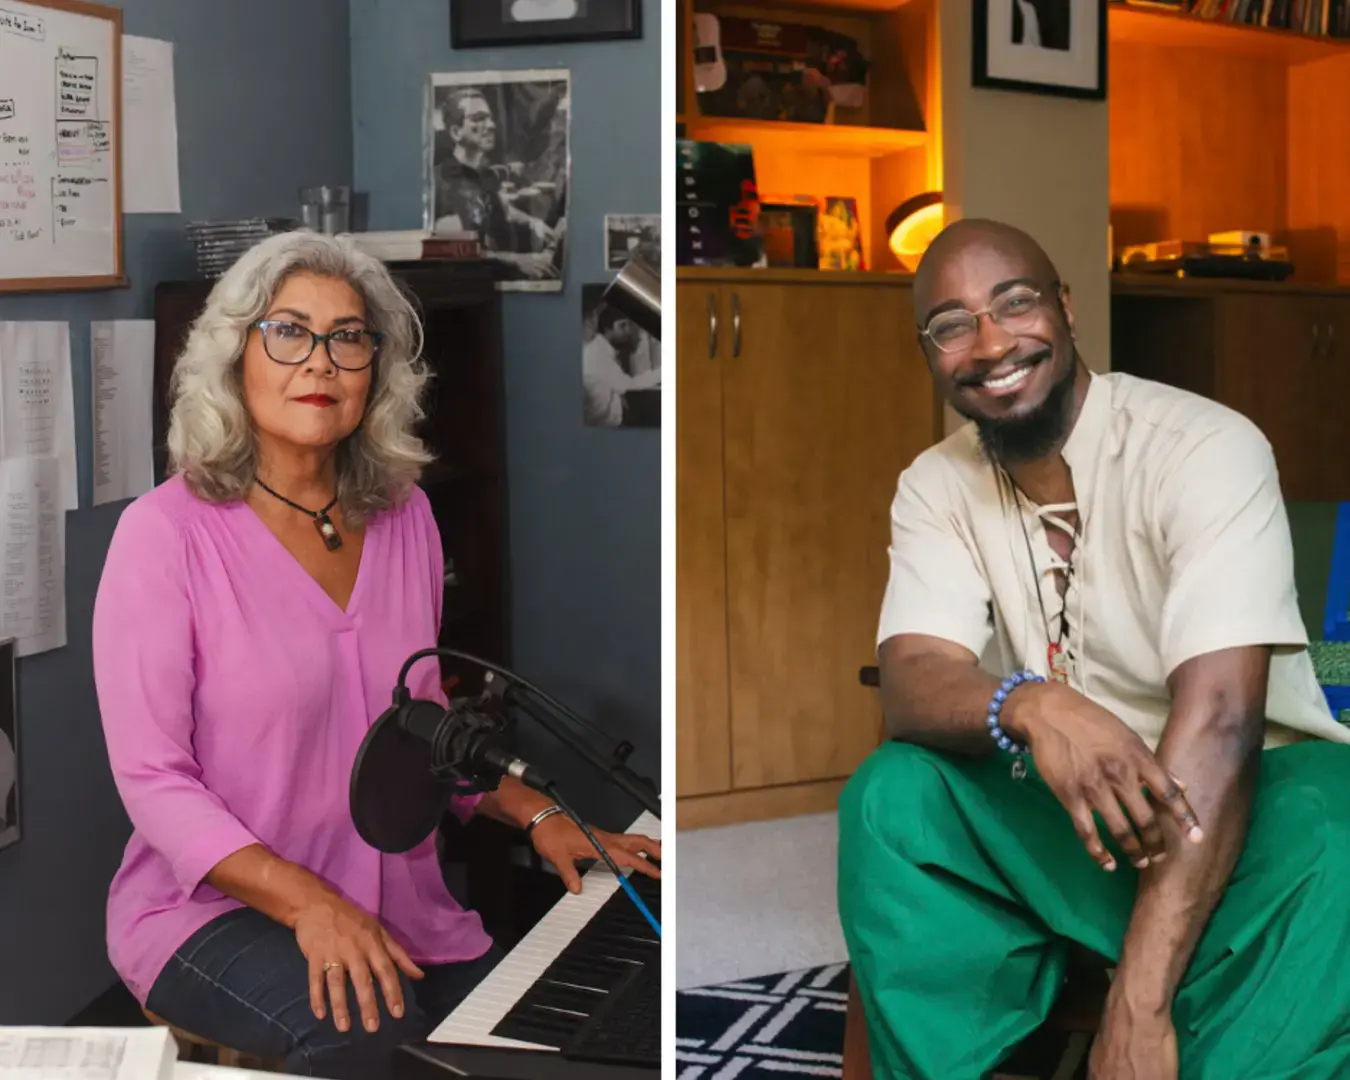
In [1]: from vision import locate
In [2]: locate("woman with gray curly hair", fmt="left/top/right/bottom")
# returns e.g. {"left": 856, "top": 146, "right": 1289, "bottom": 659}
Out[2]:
{"left": 90, "top": 231, "right": 659, "bottom": 1079}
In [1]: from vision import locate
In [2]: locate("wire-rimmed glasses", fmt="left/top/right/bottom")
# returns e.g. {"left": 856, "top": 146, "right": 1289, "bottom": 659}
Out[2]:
{"left": 920, "top": 284, "right": 1054, "bottom": 354}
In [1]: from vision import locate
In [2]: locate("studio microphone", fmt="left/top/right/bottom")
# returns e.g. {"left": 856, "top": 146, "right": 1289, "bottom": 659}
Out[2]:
{"left": 350, "top": 678, "right": 554, "bottom": 854}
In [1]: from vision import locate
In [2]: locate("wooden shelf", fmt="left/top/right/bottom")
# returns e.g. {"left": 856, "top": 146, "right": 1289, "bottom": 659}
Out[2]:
{"left": 678, "top": 266, "right": 914, "bottom": 285}
{"left": 1111, "top": 272, "right": 1350, "bottom": 297}
{"left": 1110, "top": 2, "right": 1350, "bottom": 63}
{"left": 681, "top": 117, "right": 926, "bottom": 157}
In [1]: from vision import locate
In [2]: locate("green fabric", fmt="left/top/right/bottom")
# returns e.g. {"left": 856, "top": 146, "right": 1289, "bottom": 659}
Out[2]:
{"left": 837, "top": 740, "right": 1350, "bottom": 1080}
{"left": 1286, "top": 501, "right": 1340, "bottom": 638}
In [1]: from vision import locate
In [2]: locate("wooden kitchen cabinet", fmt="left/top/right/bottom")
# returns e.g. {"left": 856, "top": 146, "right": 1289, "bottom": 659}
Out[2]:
{"left": 676, "top": 269, "right": 940, "bottom": 827}
{"left": 1110, "top": 277, "right": 1350, "bottom": 502}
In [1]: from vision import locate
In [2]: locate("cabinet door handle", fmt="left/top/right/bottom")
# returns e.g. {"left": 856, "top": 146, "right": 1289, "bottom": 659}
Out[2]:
{"left": 1312, "top": 322, "right": 1322, "bottom": 361}
{"left": 732, "top": 292, "right": 742, "bottom": 357}
{"left": 707, "top": 292, "right": 718, "bottom": 358}
{"left": 1327, "top": 321, "right": 1336, "bottom": 361}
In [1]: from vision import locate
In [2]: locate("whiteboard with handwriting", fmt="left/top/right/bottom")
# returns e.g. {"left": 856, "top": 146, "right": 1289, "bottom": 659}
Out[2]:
{"left": 0, "top": 0, "right": 123, "bottom": 292}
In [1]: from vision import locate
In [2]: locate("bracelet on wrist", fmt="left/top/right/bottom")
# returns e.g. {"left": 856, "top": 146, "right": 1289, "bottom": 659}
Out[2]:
{"left": 987, "top": 670, "right": 1043, "bottom": 779}
{"left": 525, "top": 804, "right": 563, "bottom": 834}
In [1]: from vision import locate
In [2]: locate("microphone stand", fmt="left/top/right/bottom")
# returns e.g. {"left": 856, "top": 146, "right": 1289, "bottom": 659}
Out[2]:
{"left": 396, "top": 647, "right": 661, "bottom": 820}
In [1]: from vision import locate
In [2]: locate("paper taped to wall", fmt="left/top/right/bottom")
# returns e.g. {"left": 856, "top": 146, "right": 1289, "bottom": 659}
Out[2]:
{"left": 0, "top": 322, "right": 78, "bottom": 511}
{"left": 0, "top": 456, "right": 65, "bottom": 658}
{"left": 121, "top": 34, "right": 181, "bottom": 214}
{"left": 91, "top": 320, "right": 155, "bottom": 506}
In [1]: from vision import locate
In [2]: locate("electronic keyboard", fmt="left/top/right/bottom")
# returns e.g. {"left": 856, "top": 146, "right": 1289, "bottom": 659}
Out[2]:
{"left": 427, "top": 811, "right": 661, "bottom": 1059}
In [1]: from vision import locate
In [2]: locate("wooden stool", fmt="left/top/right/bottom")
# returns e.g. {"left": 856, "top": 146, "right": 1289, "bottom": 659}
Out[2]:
{"left": 141, "top": 1008, "right": 284, "bottom": 1072}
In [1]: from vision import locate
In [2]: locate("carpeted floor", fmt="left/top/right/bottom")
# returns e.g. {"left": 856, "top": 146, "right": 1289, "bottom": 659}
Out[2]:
{"left": 676, "top": 963, "right": 1093, "bottom": 1080}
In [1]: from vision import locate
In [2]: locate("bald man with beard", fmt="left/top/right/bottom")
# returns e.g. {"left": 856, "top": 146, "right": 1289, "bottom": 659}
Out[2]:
{"left": 837, "top": 218, "right": 1350, "bottom": 1080}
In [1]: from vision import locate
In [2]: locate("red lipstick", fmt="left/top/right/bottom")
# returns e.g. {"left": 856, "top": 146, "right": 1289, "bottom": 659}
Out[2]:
{"left": 295, "top": 394, "right": 336, "bottom": 407}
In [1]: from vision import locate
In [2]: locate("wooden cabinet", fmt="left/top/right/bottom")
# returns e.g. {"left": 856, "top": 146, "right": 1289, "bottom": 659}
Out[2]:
{"left": 677, "top": 269, "right": 939, "bottom": 826}
{"left": 1110, "top": 277, "right": 1350, "bottom": 501}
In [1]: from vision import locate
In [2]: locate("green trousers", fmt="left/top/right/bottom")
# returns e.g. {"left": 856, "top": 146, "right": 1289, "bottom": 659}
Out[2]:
{"left": 837, "top": 739, "right": 1350, "bottom": 1080}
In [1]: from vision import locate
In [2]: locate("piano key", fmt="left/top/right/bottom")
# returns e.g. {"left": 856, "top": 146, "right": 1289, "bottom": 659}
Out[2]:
{"left": 427, "top": 811, "right": 660, "bottom": 1052}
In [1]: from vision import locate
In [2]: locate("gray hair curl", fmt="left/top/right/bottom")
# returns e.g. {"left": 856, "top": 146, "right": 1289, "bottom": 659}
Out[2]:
{"left": 166, "top": 230, "right": 433, "bottom": 524}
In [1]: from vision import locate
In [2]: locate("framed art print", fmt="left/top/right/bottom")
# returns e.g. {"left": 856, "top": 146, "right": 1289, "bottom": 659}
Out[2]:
{"left": 972, "top": 0, "right": 1107, "bottom": 100}
{"left": 451, "top": 1, "right": 641, "bottom": 48}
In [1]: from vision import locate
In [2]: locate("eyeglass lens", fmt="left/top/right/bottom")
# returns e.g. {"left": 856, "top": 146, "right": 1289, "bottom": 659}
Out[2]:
{"left": 262, "top": 322, "right": 376, "bottom": 369}
{"left": 926, "top": 288, "right": 1042, "bottom": 351}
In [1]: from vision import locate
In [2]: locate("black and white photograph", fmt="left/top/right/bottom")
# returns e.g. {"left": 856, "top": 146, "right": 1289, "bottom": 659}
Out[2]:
{"left": 426, "top": 69, "right": 570, "bottom": 291}
{"left": 605, "top": 213, "right": 661, "bottom": 271}
{"left": 451, "top": 1, "right": 641, "bottom": 49}
{"left": 0, "top": 638, "right": 18, "bottom": 852}
{"left": 582, "top": 283, "right": 661, "bottom": 429}
{"left": 972, "top": 0, "right": 1106, "bottom": 100}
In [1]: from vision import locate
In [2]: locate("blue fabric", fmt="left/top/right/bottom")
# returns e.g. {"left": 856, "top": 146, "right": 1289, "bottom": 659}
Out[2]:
{"left": 145, "top": 907, "right": 502, "bottom": 1079}
{"left": 1322, "top": 502, "right": 1350, "bottom": 642}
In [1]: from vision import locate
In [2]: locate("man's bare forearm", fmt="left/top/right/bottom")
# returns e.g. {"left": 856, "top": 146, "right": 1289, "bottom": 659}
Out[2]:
{"left": 1111, "top": 649, "right": 1268, "bottom": 1011}
{"left": 880, "top": 638, "right": 1012, "bottom": 754}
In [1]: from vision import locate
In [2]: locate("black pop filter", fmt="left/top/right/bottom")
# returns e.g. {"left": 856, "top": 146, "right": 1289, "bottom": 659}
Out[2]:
{"left": 349, "top": 704, "right": 446, "bottom": 854}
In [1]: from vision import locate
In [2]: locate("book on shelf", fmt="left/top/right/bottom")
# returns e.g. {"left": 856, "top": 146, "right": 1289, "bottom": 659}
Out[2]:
{"left": 676, "top": 139, "right": 765, "bottom": 268}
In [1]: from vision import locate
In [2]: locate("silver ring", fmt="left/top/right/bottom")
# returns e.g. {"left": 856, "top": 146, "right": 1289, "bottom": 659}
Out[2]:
{"left": 323, "top": 961, "right": 341, "bottom": 973}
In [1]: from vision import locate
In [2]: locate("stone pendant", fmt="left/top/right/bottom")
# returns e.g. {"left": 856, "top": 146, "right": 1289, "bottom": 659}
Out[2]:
{"left": 314, "top": 511, "right": 343, "bottom": 552}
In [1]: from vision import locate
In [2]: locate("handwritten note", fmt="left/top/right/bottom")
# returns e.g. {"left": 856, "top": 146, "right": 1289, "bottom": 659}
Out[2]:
{"left": 91, "top": 321, "right": 154, "bottom": 506}
{"left": 0, "top": 2, "right": 118, "bottom": 282}
{"left": 0, "top": 323, "right": 78, "bottom": 511}
{"left": 0, "top": 6, "right": 43, "bottom": 41}
{"left": 121, "top": 34, "right": 179, "bottom": 214}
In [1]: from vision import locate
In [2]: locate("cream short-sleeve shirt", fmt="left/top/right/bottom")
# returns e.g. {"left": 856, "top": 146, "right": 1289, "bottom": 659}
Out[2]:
{"left": 878, "top": 370, "right": 1350, "bottom": 751}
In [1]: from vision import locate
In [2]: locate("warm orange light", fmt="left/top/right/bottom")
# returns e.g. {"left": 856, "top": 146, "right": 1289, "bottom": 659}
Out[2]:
{"left": 887, "top": 197, "right": 945, "bottom": 272}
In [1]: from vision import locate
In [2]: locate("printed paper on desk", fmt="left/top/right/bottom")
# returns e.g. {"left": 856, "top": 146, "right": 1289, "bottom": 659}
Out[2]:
{"left": 0, "top": 324, "right": 79, "bottom": 511}
{"left": 91, "top": 321, "right": 156, "bottom": 506}
{"left": 0, "top": 457, "right": 66, "bottom": 658}
{"left": 0, "top": 1025, "right": 177, "bottom": 1079}
{"left": 121, "top": 35, "right": 181, "bottom": 214}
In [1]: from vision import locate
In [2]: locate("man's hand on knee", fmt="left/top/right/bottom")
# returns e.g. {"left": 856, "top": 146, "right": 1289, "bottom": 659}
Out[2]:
{"left": 1003, "top": 681, "right": 1204, "bottom": 871}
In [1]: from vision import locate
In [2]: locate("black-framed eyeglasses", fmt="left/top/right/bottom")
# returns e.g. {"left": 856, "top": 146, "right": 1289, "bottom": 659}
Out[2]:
{"left": 254, "top": 320, "right": 383, "bottom": 371}
{"left": 920, "top": 283, "right": 1056, "bottom": 354}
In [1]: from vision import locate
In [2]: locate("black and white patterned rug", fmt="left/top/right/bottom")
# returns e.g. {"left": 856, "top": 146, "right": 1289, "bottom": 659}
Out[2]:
{"left": 675, "top": 962, "right": 850, "bottom": 1078}
{"left": 676, "top": 962, "right": 1091, "bottom": 1080}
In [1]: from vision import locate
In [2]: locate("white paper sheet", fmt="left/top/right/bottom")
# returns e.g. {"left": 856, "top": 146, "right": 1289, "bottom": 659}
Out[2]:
{"left": 0, "top": 1025, "right": 176, "bottom": 1079}
{"left": 121, "top": 35, "right": 181, "bottom": 214}
{"left": 0, "top": 324, "right": 78, "bottom": 512}
{"left": 91, "top": 321, "right": 155, "bottom": 507}
{"left": 0, "top": 457, "right": 65, "bottom": 658}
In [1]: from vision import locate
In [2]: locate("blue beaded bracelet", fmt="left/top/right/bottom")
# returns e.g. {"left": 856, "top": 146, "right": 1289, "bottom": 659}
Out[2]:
{"left": 987, "top": 670, "right": 1043, "bottom": 776}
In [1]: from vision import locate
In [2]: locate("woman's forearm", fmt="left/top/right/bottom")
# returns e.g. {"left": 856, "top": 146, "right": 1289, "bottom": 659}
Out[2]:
{"left": 475, "top": 776, "right": 555, "bottom": 830}
{"left": 205, "top": 843, "right": 338, "bottom": 929}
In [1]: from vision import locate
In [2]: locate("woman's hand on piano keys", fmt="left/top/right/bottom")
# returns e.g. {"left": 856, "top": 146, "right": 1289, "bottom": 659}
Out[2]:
{"left": 529, "top": 817, "right": 662, "bottom": 895}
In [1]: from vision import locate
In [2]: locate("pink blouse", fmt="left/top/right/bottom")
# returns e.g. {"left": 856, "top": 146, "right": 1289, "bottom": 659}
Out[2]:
{"left": 92, "top": 476, "right": 491, "bottom": 1004}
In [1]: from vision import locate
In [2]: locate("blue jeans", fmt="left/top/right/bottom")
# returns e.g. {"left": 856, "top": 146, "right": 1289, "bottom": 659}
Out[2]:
{"left": 145, "top": 908, "right": 503, "bottom": 1079}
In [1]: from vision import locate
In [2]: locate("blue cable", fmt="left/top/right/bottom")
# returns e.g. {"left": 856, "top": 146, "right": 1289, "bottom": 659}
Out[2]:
{"left": 615, "top": 870, "right": 662, "bottom": 939}
{"left": 545, "top": 783, "right": 662, "bottom": 939}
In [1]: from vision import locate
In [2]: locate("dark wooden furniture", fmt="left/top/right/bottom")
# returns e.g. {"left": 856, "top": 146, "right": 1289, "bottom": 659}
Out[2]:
{"left": 1110, "top": 275, "right": 1350, "bottom": 502}
{"left": 151, "top": 263, "right": 510, "bottom": 685}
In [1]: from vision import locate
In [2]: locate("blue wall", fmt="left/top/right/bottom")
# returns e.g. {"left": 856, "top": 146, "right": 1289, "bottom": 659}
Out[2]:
{"left": 349, "top": 0, "right": 662, "bottom": 829}
{"left": 0, "top": 0, "right": 353, "bottom": 1024}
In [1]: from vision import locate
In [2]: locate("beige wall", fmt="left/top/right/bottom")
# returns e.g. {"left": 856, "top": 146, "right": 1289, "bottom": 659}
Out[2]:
{"left": 935, "top": 0, "right": 1111, "bottom": 432}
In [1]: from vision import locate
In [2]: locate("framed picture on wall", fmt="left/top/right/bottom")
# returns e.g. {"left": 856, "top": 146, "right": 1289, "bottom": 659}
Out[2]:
{"left": 972, "top": 0, "right": 1107, "bottom": 100}
{"left": 425, "top": 69, "right": 571, "bottom": 292}
{"left": 451, "top": 1, "right": 641, "bottom": 48}
{"left": 582, "top": 283, "right": 661, "bottom": 429}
